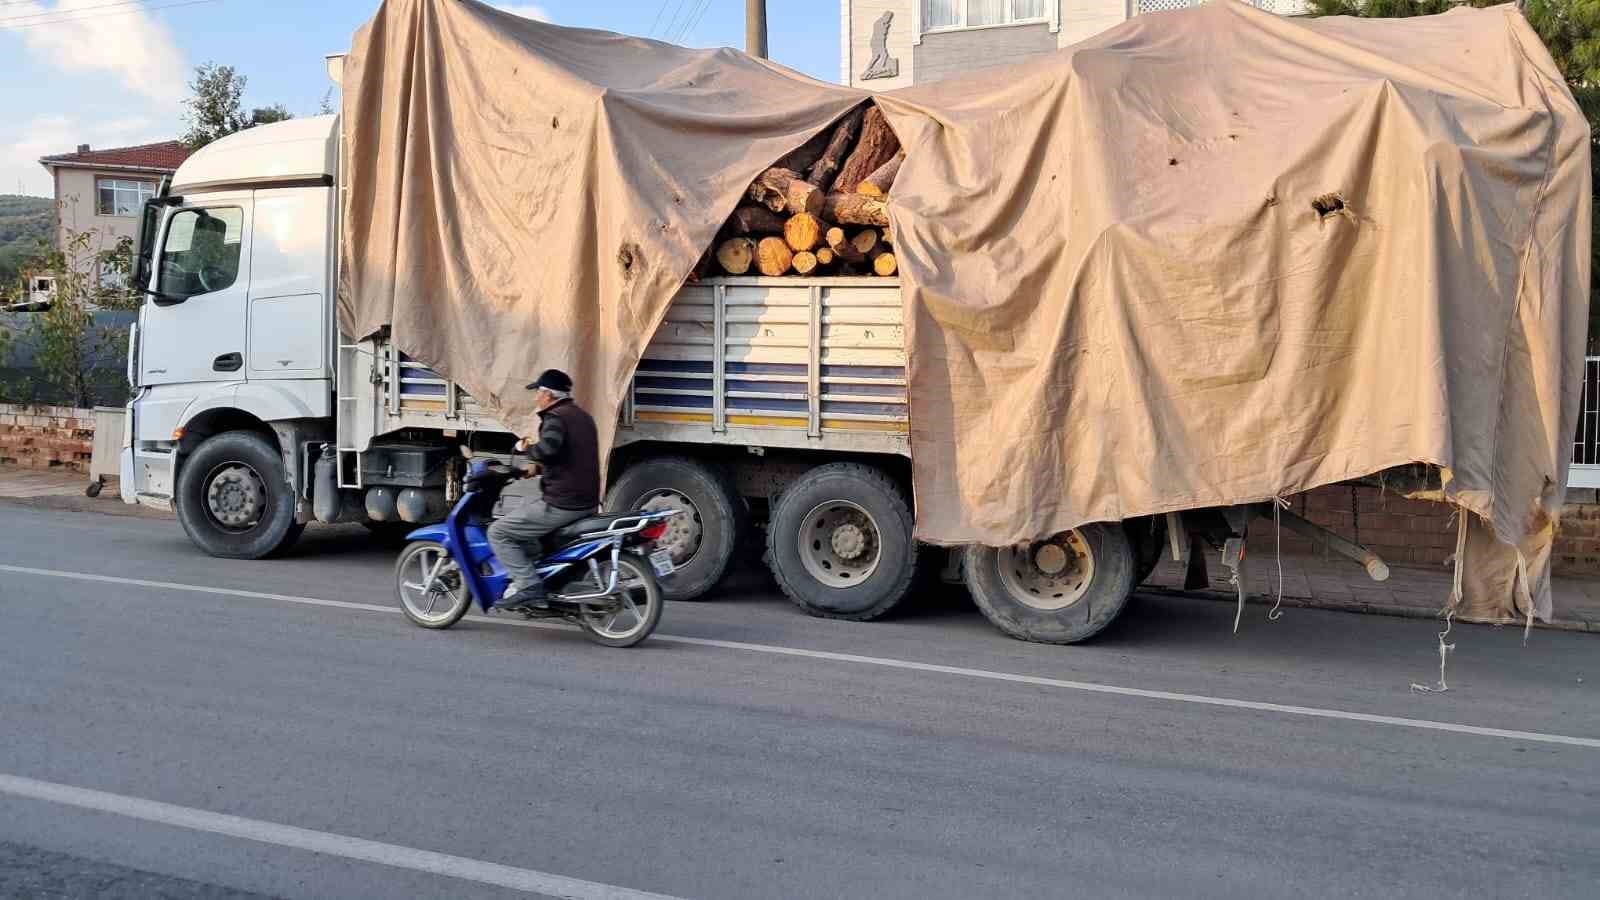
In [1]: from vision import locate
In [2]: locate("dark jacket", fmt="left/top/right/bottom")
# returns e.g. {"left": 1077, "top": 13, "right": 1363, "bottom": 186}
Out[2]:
{"left": 526, "top": 398, "right": 600, "bottom": 511}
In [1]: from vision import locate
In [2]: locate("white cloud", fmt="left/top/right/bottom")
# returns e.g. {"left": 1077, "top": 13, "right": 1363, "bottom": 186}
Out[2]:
{"left": 0, "top": 112, "right": 171, "bottom": 196}
{"left": 491, "top": 4, "right": 551, "bottom": 21}
{"left": 1, "top": 1, "right": 188, "bottom": 104}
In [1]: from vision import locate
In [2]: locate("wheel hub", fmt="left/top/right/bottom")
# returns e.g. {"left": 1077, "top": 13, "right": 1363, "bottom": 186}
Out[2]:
{"left": 831, "top": 523, "right": 867, "bottom": 560}
{"left": 798, "top": 501, "right": 882, "bottom": 589}
{"left": 997, "top": 529, "right": 1096, "bottom": 611}
{"left": 641, "top": 490, "right": 701, "bottom": 564}
{"left": 206, "top": 465, "right": 263, "bottom": 528}
{"left": 1034, "top": 542, "right": 1068, "bottom": 575}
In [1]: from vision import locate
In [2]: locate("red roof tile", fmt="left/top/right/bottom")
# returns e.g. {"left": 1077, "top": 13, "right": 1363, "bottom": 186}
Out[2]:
{"left": 39, "top": 140, "right": 191, "bottom": 172}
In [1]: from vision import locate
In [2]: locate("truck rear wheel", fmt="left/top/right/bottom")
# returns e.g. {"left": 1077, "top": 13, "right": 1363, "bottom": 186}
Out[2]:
{"left": 964, "top": 523, "right": 1135, "bottom": 644}
{"left": 604, "top": 456, "right": 743, "bottom": 601}
{"left": 175, "top": 431, "right": 304, "bottom": 559}
{"left": 766, "top": 462, "right": 918, "bottom": 621}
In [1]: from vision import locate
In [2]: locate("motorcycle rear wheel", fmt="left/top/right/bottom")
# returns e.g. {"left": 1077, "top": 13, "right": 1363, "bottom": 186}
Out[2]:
{"left": 396, "top": 541, "right": 472, "bottom": 629}
{"left": 575, "top": 555, "right": 664, "bottom": 648}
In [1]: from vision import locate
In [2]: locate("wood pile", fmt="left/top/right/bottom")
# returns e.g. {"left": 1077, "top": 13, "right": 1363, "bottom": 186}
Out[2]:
{"left": 699, "top": 101, "right": 903, "bottom": 280}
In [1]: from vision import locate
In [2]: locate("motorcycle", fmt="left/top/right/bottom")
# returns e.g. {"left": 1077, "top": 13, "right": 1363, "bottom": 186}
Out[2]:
{"left": 393, "top": 450, "right": 678, "bottom": 647}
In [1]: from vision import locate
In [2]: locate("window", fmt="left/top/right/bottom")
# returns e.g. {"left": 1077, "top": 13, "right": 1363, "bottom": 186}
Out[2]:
{"left": 96, "top": 177, "right": 156, "bottom": 217}
{"left": 156, "top": 207, "right": 244, "bottom": 299}
{"left": 925, "top": 0, "right": 1047, "bottom": 29}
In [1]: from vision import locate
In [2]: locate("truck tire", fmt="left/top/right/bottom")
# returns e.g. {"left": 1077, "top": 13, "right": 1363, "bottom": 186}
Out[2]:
{"left": 604, "top": 456, "right": 743, "bottom": 601}
{"left": 175, "top": 431, "right": 304, "bottom": 559}
{"left": 964, "top": 522, "right": 1135, "bottom": 644}
{"left": 1125, "top": 515, "right": 1167, "bottom": 586}
{"left": 766, "top": 462, "right": 918, "bottom": 621}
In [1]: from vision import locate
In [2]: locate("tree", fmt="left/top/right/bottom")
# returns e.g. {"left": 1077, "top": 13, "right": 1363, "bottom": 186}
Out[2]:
{"left": 3, "top": 223, "right": 139, "bottom": 407}
{"left": 1308, "top": 0, "right": 1600, "bottom": 342}
{"left": 182, "top": 63, "right": 295, "bottom": 149}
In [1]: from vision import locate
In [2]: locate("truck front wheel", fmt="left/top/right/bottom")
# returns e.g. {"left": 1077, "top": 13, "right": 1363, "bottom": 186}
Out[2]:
{"left": 767, "top": 462, "right": 918, "bottom": 621}
{"left": 964, "top": 523, "right": 1135, "bottom": 644}
{"left": 175, "top": 431, "right": 304, "bottom": 559}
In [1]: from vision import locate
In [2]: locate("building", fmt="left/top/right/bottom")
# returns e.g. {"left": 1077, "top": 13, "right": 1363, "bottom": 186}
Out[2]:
{"left": 842, "top": 0, "right": 1308, "bottom": 88}
{"left": 36, "top": 140, "right": 191, "bottom": 285}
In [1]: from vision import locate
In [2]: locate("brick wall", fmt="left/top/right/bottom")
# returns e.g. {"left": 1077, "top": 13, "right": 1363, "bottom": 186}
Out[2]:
{"left": 0, "top": 403, "right": 95, "bottom": 473}
{"left": 1249, "top": 483, "right": 1600, "bottom": 576}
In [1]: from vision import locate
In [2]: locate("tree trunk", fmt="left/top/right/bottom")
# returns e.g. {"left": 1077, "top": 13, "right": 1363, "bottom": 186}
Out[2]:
{"left": 823, "top": 193, "right": 889, "bottom": 227}
{"left": 826, "top": 226, "right": 864, "bottom": 262}
{"left": 716, "top": 237, "right": 755, "bottom": 275}
{"left": 775, "top": 127, "right": 833, "bottom": 175}
{"left": 815, "top": 247, "right": 836, "bottom": 266}
{"left": 747, "top": 167, "right": 823, "bottom": 216}
{"left": 783, "top": 213, "right": 824, "bottom": 252}
{"left": 851, "top": 228, "right": 880, "bottom": 256}
{"left": 871, "top": 250, "right": 897, "bottom": 277}
{"left": 792, "top": 251, "right": 819, "bottom": 275}
{"left": 855, "top": 152, "right": 903, "bottom": 198}
{"left": 807, "top": 106, "right": 865, "bottom": 189}
{"left": 831, "top": 106, "right": 900, "bottom": 194}
{"left": 756, "top": 236, "right": 794, "bottom": 276}
{"left": 727, "top": 205, "right": 787, "bottom": 236}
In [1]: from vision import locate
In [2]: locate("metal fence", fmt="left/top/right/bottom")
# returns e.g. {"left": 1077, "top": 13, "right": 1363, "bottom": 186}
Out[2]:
{"left": 1572, "top": 356, "right": 1600, "bottom": 488}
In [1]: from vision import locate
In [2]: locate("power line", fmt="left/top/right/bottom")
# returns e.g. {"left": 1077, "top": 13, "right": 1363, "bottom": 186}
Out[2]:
{"left": 672, "top": 0, "right": 713, "bottom": 44}
{"left": 0, "top": 0, "right": 168, "bottom": 21}
{"left": 657, "top": 0, "right": 690, "bottom": 40}
{"left": 645, "top": 0, "right": 671, "bottom": 38}
{"left": 0, "top": 0, "right": 216, "bottom": 28}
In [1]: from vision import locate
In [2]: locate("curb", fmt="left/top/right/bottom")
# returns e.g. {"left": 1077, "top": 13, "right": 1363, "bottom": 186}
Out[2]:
{"left": 1142, "top": 586, "right": 1597, "bottom": 634}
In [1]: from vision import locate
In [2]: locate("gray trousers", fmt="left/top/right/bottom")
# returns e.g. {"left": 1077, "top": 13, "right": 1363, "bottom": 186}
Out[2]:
{"left": 487, "top": 493, "right": 593, "bottom": 593}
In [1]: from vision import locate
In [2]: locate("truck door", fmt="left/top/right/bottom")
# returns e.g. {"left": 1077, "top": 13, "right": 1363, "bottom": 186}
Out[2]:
{"left": 140, "top": 196, "right": 252, "bottom": 389}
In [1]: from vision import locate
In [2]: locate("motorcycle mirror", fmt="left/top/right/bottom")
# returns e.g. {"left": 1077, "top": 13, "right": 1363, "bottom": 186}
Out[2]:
{"left": 459, "top": 445, "right": 473, "bottom": 459}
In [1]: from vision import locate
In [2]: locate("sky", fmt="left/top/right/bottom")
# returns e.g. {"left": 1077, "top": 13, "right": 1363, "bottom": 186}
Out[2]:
{"left": 0, "top": 0, "right": 842, "bottom": 197}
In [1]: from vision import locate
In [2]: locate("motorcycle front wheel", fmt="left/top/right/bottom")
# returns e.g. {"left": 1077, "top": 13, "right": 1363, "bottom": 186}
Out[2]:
{"left": 395, "top": 541, "right": 472, "bottom": 629}
{"left": 576, "top": 554, "right": 664, "bottom": 648}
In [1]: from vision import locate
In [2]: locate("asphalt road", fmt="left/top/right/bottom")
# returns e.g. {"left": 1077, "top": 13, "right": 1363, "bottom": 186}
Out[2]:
{"left": 2, "top": 502, "right": 1597, "bottom": 899}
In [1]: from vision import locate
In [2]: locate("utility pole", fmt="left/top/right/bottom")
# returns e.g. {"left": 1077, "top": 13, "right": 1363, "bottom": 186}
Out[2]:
{"left": 745, "top": 0, "right": 767, "bottom": 59}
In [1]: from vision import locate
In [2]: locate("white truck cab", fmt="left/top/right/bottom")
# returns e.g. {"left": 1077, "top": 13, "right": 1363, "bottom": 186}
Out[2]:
{"left": 124, "top": 116, "right": 340, "bottom": 557}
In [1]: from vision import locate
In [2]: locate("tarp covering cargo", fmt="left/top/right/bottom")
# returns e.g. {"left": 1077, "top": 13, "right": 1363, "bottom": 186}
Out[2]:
{"left": 339, "top": 0, "right": 1590, "bottom": 621}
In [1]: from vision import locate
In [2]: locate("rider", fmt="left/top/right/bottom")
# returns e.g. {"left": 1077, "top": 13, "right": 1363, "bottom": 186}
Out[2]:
{"left": 487, "top": 368, "right": 601, "bottom": 611}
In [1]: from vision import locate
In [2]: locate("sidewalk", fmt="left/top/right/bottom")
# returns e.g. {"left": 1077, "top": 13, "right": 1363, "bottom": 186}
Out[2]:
{"left": 1143, "top": 546, "right": 1600, "bottom": 634}
{"left": 0, "top": 466, "right": 166, "bottom": 519}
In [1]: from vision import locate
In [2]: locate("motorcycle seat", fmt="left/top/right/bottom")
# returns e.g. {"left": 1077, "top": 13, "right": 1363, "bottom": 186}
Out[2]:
{"left": 550, "top": 513, "right": 632, "bottom": 544}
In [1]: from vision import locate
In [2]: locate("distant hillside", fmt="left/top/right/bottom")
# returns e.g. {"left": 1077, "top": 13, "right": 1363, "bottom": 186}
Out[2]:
{"left": 0, "top": 195, "right": 55, "bottom": 291}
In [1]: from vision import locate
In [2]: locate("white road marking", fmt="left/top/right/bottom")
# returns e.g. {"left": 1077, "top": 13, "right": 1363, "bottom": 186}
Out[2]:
{"left": 0, "top": 773, "right": 683, "bottom": 900}
{"left": 5, "top": 563, "right": 1599, "bottom": 750}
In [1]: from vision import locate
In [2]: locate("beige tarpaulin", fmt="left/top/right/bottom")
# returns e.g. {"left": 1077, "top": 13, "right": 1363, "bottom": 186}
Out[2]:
{"left": 340, "top": 0, "right": 1589, "bottom": 621}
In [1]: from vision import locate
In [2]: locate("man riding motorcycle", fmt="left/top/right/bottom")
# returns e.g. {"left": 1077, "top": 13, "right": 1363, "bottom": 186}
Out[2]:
{"left": 486, "top": 368, "right": 601, "bottom": 611}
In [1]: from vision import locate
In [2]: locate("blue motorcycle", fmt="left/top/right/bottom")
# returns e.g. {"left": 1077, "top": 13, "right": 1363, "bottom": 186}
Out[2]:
{"left": 394, "top": 451, "right": 677, "bottom": 647}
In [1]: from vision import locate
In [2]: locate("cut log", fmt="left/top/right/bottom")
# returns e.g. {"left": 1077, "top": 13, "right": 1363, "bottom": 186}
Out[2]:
{"left": 727, "top": 205, "right": 787, "bottom": 236}
{"left": 747, "top": 167, "right": 823, "bottom": 216}
{"left": 792, "top": 251, "right": 819, "bottom": 275}
{"left": 851, "top": 228, "right": 880, "bottom": 256}
{"left": 756, "top": 236, "right": 794, "bottom": 277}
{"left": 825, "top": 226, "right": 864, "bottom": 262}
{"left": 822, "top": 192, "right": 889, "bottom": 227}
{"left": 855, "top": 152, "right": 904, "bottom": 198}
{"left": 831, "top": 106, "right": 900, "bottom": 194}
{"left": 871, "top": 250, "right": 898, "bottom": 277}
{"left": 815, "top": 247, "right": 836, "bottom": 266}
{"left": 807, "top": 107, "right": 866, "bottom": 189}
{"left": 716, "top": 237, "right": 755, "bottom": 275}
{"left": 775, "top": 128, "right": 833, "bottom": 175}
{"left": 783, "top": 213, "right": 824, "bottom": 252}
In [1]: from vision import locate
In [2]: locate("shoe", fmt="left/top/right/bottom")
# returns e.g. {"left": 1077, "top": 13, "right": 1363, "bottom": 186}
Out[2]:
{"left": 495, "top": 582, "right": 548, "bottom": 611}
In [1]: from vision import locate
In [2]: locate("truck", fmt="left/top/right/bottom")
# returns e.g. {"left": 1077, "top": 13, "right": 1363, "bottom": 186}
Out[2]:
{"left": 122, "top": 110, "right": 1399, "bottom": 645}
